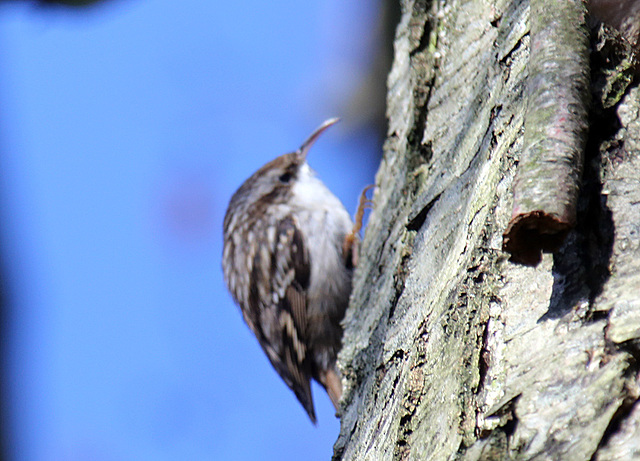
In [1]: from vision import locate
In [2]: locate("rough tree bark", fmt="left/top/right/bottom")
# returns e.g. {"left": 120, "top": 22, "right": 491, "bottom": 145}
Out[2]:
{"left": 334, "top": 0, "right": 640, "bottom": 459}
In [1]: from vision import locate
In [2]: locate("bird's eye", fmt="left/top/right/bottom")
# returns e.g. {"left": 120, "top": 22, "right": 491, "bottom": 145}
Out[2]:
{"left": 279, "top": 172, "right": 292, "bottom": 183}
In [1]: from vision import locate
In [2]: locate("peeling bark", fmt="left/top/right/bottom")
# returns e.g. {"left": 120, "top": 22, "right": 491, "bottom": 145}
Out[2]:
{"left": 503, "top": 0, "right": 590, "bottom": 266}
{"left": 335, "top": 0, "right": 640, "bottom": 460}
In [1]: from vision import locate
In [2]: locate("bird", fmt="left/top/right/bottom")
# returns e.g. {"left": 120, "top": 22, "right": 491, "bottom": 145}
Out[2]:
{"left": 222, "top": 118, "right": 365, "bottom": 422}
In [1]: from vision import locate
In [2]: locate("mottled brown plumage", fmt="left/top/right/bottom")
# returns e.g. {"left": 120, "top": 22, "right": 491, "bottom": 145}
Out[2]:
{"left": 222, "top": 119, "right": 356, "bottom": 422}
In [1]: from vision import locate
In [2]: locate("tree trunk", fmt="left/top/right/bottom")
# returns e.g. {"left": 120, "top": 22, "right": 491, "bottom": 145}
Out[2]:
{"left": 334, "top": 0, "right": 640, "bottom": 459}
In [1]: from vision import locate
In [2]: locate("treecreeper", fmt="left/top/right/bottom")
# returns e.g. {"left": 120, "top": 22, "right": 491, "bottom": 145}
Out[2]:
{"left": 222, "top": 118, "right": 369, "bottom": 423}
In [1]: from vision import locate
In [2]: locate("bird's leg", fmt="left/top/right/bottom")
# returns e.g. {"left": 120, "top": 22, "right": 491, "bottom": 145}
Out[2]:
{"left": 343, "top": 185, "right": 375, "bottom": 269}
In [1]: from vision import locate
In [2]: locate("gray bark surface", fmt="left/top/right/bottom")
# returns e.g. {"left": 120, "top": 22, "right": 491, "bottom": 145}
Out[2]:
{"left": 334, "top": 0, "right": 640, "bottom": 460}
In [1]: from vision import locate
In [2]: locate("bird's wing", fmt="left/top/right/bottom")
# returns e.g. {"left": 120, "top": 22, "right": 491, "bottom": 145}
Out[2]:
{"left": 245, "top": 215, "right": 316, "bottom": 422}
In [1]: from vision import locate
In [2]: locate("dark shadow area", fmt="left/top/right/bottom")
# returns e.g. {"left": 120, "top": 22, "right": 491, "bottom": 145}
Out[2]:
{"left": 542, "top": 148, "right": 615, "bottom": 321}
{"left": 541, "top": 106, "right": 618, "bottom": 321}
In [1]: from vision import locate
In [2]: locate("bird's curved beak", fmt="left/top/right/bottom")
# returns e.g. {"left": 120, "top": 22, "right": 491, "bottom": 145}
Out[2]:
{"left": 298, "top": 117, "right": 340, "bottom": 160}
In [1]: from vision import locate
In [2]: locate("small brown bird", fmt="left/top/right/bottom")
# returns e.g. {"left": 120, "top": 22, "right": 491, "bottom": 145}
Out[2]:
{"left": 222, "top": 118, "right": 360, "bottom": 422}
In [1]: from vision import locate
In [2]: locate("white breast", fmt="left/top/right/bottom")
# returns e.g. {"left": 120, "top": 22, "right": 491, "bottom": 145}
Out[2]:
{"left": 290, "top": 163, "right": 354, "bottom": 316}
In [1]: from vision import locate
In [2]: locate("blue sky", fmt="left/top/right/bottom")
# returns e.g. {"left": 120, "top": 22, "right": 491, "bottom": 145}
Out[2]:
{"left": 0, "top": 1, "right": 380, "bottom": 460}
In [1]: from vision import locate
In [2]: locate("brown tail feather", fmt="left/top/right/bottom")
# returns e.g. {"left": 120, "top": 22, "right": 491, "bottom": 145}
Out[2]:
{"left": 320, "top": 368, "right": 343, "bottom": 411}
